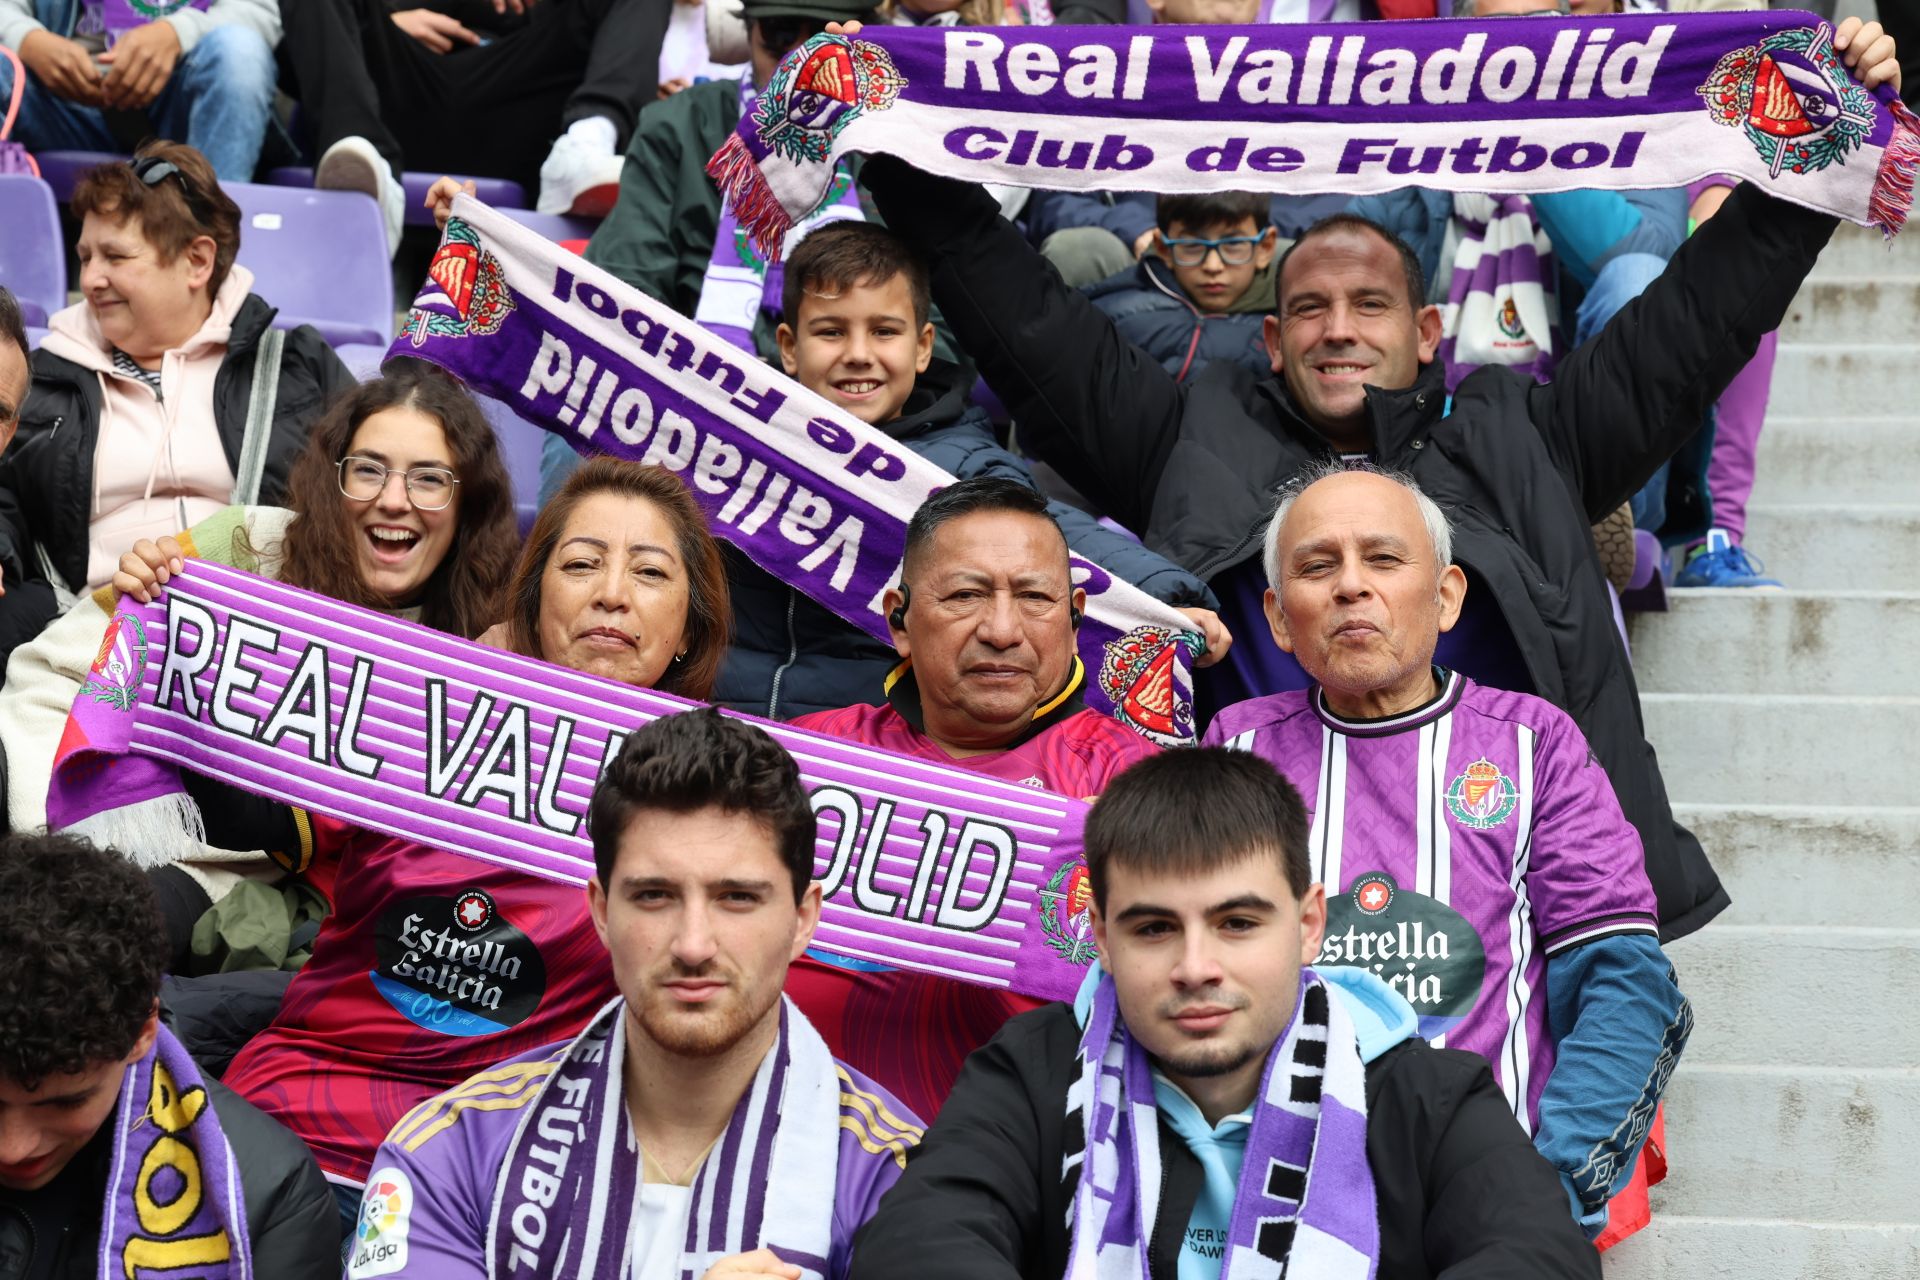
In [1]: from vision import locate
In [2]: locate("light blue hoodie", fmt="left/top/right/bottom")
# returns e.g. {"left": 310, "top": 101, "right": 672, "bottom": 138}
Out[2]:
{"left": 1074, "top": 966, "right": 1418, "bottom": 1280}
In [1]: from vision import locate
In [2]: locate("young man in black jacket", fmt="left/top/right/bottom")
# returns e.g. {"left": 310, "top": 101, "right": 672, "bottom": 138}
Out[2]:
{"left": 853, "top": 15, "right": 1905, "bottom": 945}
{"left": 0, "top": 832, "right": 337, "bottom": 1280}
{"left": 850, "top": 749, "right": 1599, "bottom": 1280}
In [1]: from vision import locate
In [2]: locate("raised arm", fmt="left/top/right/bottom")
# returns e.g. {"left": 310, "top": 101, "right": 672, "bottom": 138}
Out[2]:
{"left": 861, "top": 156, "right": 1187, "bottom": 534}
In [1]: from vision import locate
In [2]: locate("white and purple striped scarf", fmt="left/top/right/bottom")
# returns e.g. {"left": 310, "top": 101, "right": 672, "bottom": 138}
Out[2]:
{"left": 1438, "top": 193, "right": 1562, "bottom": 390}
{"left": 489, "top": 996, "right": 840, "bottom": 1280}
{"left": 1065, "top": 970, "right": 1377, "bottom": 1280}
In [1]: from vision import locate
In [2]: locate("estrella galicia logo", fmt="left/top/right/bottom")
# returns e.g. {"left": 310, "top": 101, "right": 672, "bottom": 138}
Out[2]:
{"left": 370, "top": 890, "right": 545, "bottom": 1037}
{"left": 1316, "top": 872, "right": 1487, "bottom": 1040}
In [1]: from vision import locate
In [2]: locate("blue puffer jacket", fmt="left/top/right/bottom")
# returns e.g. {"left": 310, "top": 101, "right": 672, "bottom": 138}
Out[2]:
{"left": 1082, "top": 255, "right": 1275, "bottom": 383}
{"left": 711, "top": 359, "right": 1219, "bottom": 721}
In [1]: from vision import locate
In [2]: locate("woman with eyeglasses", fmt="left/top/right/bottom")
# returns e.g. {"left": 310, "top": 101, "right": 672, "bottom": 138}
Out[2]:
{"left": 0, "top": 140, "right": 353, "bottom": 670}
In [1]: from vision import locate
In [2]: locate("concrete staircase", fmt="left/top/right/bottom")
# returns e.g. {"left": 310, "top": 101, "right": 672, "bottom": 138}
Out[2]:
{"left": 1604, "top": 220, "right": 1920, "bottom": 1277}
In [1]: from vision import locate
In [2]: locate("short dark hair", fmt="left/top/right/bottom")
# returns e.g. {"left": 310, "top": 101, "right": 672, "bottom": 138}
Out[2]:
{"left": 1083, "top": 749, "right": 1312, "bottom": 911}
{"left": 1157, "top": 191, "right": 1268, "bottom": 235}
{"left": 901, "top": 475, "right": 1063, "bottom": 579}
{"left": 588, "top": 707, "right": 816, "bottom": 902}
{"left": 782, "top": 220, "right": 931, "bottom": 330}
{"left": 1275, "top": 212, "right": 1427, "bottom": 312}
{"left": 0, "top": 285, "right": 27, "bottom": 367}
{"left": 0, "top": 833, "right": 167, "bottom": 1090}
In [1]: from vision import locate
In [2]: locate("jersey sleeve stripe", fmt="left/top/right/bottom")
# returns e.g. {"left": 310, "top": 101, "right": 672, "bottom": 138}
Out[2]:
{"left": 837, "top": 1116, "right": 915, "bottom": 1170}
{"left": 384, "top": 1061, "right": 558, "bottom": 1149}
{"left": 835, "top": 1068, "right": 925, "bottom": 1141}
{"left": 1539, "top": 915, "right": 1661, "bottom": 955}
{"left": 401, "top": 1086, "right": 555, "bottom": 1153}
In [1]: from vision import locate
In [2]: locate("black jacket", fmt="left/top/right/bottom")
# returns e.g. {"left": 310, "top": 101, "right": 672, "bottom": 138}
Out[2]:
{"left": 864, "top": 161, "right": 1833, "bottom": 941}
{"left": 712, "top": 359, "right": 1216, "bottom": 720}
{"left": 850, "top": 1003, "right": 1599, "bottom": 1280}
{"left": 1082, "top": 255, "right": 1275, "bottom": 383}
{"left": 0, "top": 296, "right": 352, "bottom": 656}
{"left": 0, "top": 1077, "right": 339, "bottom": 1280}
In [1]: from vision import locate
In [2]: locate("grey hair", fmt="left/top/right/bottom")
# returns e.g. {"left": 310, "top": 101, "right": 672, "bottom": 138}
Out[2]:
{"left": 1455, "top": 0, "right": 1570, "bottom": 13}
{"left": 1261, "top": 460, "right": 1455, "bottom": 589}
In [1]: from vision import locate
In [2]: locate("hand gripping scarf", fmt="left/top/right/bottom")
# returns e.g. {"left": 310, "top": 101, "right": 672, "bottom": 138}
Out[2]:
{"left": 48, "top": 562, "right": 1101, "bottom": 1002}
{"left": 1438, "top": 193, "right": 1563, "bottom": 390}
{"left": 100, "top": 1022, "right": 252, "bottom": 1280}
{"left": 1065, "top": 970, "right": 1376, "bottom": 1280}
{"left": 707, "top": 14, "right": 1920, "bottom": 258}
{"left": 393, "top": 196, "right": 1201, "bottom": 749}
{"left": 484, "top": 996, "right": 842, "bottom": 1280}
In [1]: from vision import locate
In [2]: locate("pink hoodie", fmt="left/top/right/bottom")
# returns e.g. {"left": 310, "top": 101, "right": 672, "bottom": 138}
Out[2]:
{"left": 40, "top": 266, "right": 259, "bottom": 592}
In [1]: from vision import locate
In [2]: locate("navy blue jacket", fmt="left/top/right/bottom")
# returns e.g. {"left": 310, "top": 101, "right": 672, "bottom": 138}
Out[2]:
{"left": 1082, "top": 256, "right": 1273, "bottom": 383}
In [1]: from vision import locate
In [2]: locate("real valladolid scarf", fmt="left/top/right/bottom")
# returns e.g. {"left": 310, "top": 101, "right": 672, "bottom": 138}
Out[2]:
{"left": 100, "top": 1022, "right": 252, "bottom": 1280}
{"left": 1067, "top": 970, "right": 1377, "bottom": 1280}
{"left": 394, "top": 196, "right": 1202, "bottom": 749}
{"left": 48, "top": 563, "right": 1102, "bottom": 1002}
{"left": 485, "top": 996, "right": 841, "bottom": 1280}
{"left": 709, "top": 14, "right": 1920, "bottom": 255}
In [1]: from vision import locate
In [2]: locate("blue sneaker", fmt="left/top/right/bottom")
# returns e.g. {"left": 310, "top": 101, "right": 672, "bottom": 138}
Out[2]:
{"left": 1674, "top": 529, "right": 1783, "bottom": 589}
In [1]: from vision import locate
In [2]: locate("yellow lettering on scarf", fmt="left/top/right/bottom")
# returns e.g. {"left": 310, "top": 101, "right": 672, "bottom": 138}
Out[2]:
{"left": 120, "top": 1063, "right": 233, "bottom": 1278}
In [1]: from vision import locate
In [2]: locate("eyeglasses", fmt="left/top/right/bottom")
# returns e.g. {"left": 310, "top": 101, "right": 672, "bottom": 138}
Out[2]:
{"left": 1162, "top": 234, "right": 1264, "bottom": 267}
{"left": 338, "top": 456, "right": 460, "bottom": 510}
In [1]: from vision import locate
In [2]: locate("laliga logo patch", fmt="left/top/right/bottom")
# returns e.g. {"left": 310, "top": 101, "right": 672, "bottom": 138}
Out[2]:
{"left": 1099, "top": 625, "right": 1197, "bottom": 748}
{"left": 403, "top": 217, "right": 517, "bottom": 347}
{"left": 755, "top": 36, "right": 908, "bottom": 167}
{"left": 348, "top": 1168, "right": 412, "bottom": 1278}
{"left": 1445, "top": 758, "right": 1519, "bottom": 831}
{"left": 83, "top": 613, "right": 148, "bottom": 712}
{"left": 1698, "top": 22, "right": 1875, "bottom": 178}
{"left": 1037, "top": 860, "right": 1098, "bottom": 967}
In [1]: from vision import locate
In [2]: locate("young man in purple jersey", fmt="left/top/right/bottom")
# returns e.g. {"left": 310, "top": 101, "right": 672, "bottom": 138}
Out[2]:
{"left": 1201, "top": 463, "right": 1691, "bottom": 1244}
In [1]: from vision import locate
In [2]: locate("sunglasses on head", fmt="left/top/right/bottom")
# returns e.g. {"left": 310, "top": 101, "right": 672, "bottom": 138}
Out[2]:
{"left": 127, "top": 155, "right": 213, "bottom": 225}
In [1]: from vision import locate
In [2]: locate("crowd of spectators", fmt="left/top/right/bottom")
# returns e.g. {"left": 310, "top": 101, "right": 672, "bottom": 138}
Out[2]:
{"left": 0, "top": 1, "right": 1906, "bottom": 1277}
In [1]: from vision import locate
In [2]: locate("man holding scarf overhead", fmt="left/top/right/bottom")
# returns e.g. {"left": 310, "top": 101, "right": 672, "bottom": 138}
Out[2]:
{"left": 350, "top": 708, "right": 921, "bottom": 1280}
{"left": 0, "top": 833, "right": 336, "bottom": 1280}
{"left": 848, "top": 16, "right": 1905, "bottom": 946}
{"left": 850, "top": 748, "right": 1599, "bottom": 1280}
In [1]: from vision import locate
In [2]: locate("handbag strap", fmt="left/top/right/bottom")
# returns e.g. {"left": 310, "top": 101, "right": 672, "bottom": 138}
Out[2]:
{"left": 230, "top": 327, "right": 285, "bottom": 506}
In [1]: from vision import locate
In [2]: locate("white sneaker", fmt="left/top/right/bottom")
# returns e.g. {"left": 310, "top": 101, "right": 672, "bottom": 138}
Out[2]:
{"left": 537, "top": 129, "right": 623, "bottom": 217}
{"left": 317, "top": 135, "right": 404, "bottom": 258}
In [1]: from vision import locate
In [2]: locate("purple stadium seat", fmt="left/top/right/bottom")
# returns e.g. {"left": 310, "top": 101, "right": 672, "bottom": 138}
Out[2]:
{"left": 31, "top": 149, "right": 126, "bottom": 201}
{"left": 0, "top": 175, "right": 65, "bottom": 327}
{"left": 261, "top": 167, "right": 528, "bottom": 228}
{"left": 227, "top": 182, "right": 394, "bottom": 348}
{"left": 26, "top": 327, "right": 48, "bottom": 349}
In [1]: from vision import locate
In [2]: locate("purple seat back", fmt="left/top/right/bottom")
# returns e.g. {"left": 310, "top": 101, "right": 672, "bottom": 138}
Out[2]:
{"left": 0, "top": 175, "right": 64, "bottom": 327}
{"left": 227, "top": 182, "right": 394, "bottom": 348}
{"left": 30, "top": 149, "right": 128, "bottom": 201}
{"left": 261, "top": 167, "right": 528, "bottom": 228}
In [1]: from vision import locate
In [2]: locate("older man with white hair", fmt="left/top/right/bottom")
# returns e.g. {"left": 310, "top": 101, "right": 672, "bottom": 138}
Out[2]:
{"left": 1201, "top": 463, "right": 1690, "bottom": 1247}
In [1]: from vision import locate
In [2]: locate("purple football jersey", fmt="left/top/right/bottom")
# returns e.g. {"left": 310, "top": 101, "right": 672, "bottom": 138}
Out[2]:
{"left": 1204, "top": 670, "right": 1658, "bottom": 1128}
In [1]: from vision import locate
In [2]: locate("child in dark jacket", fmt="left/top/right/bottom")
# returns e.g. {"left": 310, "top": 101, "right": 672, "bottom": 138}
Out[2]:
{"left": 714, "top": 220, "right": 1230, "bottom": 719}
{"left": 1083, "top": 192, "right": 1283, "bottom": 383}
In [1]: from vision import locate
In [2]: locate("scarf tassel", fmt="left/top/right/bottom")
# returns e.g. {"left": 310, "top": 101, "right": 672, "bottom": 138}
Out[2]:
{"left": 1869, "top": 98, "right": 1920, "bottom": 238}
{"left": 707, "top": 134, "right": 798, "bottom": 263}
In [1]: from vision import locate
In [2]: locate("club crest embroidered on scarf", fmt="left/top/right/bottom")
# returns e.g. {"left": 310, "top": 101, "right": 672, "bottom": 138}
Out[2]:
{"left": 1445, "top": 758, "right": 1520, "bottom": 830}
{"left": 1699, "top": 22, "right": 1876, "bottom": 178}
{"left": 84, "top": 613, "right": 147, "bottom": 712}
{"left": 753, "top": 37, "right": 907, "bottom": 168}
{"left": 1098, "top": 625, "right": 1197, "bottom": 749}
{"left": 403, "top": 217, "right": 516, "bottom": 347}
{"left": 1037, "top": 860, "right": 1097, "bottom": 967}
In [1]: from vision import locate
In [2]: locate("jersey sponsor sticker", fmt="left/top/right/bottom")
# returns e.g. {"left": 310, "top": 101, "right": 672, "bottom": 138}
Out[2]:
{"left": 1316, "top": 872, "right": 1488, "bottom": 1040}
{"left": 349, "top": 1167, "right": 413, "bottom": 1278}
{"left": 370, "top": 889, "right": 548, "bottom": 1036}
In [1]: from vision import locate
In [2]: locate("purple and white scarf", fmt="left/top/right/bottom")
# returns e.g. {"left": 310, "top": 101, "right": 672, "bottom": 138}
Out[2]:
{"left": 48, "top": 563, "right": 1100, "bottom": 1002}
{"left": 99, "top": 1023, "right": 251, "bottom": 1280}
{"left": 487, "top": 996, "right": 841, "bottom": 1280}
{"left": 1066, "top": 970, "right": 1376, "bottom": 1280}
{"left": 708, "top": 15, "right": 1920, "bottom": 258}
{"left": 395, "top": 196, "right": 1200, "bottom": 748}
{"left": 1438, "top": 193, "right": 1562, "bottom": 390}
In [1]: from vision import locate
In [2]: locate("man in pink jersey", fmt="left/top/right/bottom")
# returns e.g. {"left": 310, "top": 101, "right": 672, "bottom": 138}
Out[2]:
{"left": 787, "top": 476, "right": 1162, "bottom": 1119}
{"left": 1201, "top": 462, "right": 1691, "bottom": 1245}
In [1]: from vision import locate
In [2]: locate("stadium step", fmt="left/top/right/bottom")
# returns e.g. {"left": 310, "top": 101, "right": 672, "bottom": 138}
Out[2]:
{"left": 1627, "top": 591, "right": 1920, "bottom": 696}
{"left": 1668, "top": 925, "right": 1920, "bottom": 1069}
{"left": 1748, "top": 416, "right": 1919, "bottom": 506}
{"left": 1735, "top": 503, "right": 1920, "bottom": 592}
{"left": 1779, "top": 277, "right": 1920, "bottom": 344}
{"left": 1639, "top": 693, "right": 1918, "bottom": 807}
{"left": 1808, "top": 220, "right": 1920, "bottom": 276}
{"left": 1765, "top": 345, "right": 1920, "bottom": 418}
{"left": 1602, "top": 1217, "right": 1920, "bottom": 1278}
{"left": 1643, "top": 1066, "right": 1920, "bottom": 1224}
{"left": 1672, "top": 804, "right": 1920, "bottom": 929}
